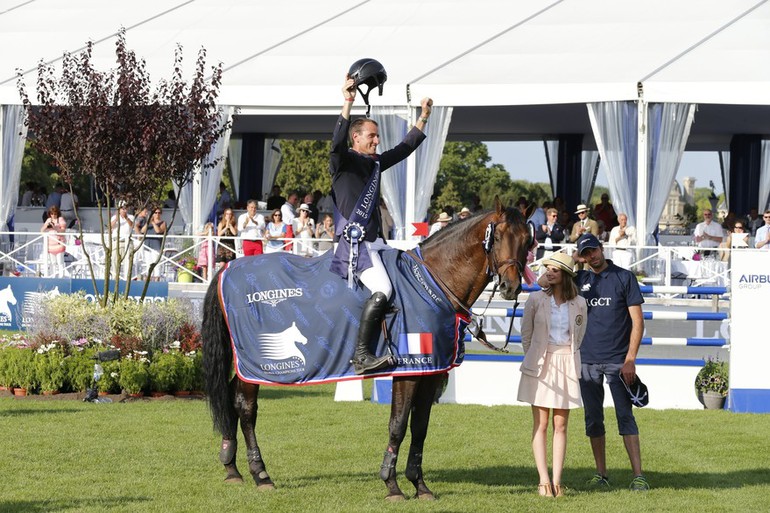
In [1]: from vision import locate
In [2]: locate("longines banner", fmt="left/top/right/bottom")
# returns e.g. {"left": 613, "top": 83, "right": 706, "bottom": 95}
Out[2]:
{"left": 0, "top": 277, "right": 168, "bottom": 331}
{"left": 729, "top": 251, "right": 770, "bottom": 413}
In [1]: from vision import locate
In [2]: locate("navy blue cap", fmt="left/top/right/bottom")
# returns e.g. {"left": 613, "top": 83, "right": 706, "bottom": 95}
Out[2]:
{"left": 619, "top": 372, "right": 649, "bottom": 407}
{"left": 577, "top": 233, "right": 601, "bottom": 255}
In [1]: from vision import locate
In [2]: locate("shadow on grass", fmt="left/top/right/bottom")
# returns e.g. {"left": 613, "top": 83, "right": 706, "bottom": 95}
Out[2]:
{"left": 278, "top": 464, "right": 770, "bottom": 493}
{"left": 0, "top": 408, "right": 81, "bottom": 418}
{"left": 0, "top": 496, "right": 150, "bottom": 512}
{"left": 258, "top": 387, "right": 335, "bottom": 400}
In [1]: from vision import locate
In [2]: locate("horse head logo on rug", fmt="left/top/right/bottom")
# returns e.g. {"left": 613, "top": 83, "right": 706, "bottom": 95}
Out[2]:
{"left": 0, "top": 285, "right": 17, "bottom": 324}
{"left": 254, "top": 322, "right": 308, "bottom": 366}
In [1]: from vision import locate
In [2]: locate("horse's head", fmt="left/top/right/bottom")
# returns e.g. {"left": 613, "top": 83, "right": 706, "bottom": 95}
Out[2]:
{"left": 1, "top": 285, "right": 16, "bottom": 305}
{"left": 484, "top": 197, "right": 536, "bottom": 301}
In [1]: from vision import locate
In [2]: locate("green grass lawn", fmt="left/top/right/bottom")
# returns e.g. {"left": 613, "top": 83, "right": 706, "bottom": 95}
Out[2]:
{"left": 2, "top": 385, "right": 768, "bottom": 513}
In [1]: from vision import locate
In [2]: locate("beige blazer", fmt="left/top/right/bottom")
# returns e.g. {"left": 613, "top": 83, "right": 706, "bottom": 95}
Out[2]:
{"left": 520, "top": 290, "right": 587, "bottom": 377}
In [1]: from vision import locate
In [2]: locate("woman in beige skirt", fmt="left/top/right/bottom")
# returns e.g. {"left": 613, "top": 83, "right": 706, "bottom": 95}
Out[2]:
{"left": 517, "top": 252, "right": 587, "bottom": 497}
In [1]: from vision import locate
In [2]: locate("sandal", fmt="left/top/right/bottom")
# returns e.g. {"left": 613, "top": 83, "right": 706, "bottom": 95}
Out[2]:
{"left": 553, "top": 484, "right": 564, "bottom": 497}
{"left": 538, "top": 483, "right": 554, "bottom": 497}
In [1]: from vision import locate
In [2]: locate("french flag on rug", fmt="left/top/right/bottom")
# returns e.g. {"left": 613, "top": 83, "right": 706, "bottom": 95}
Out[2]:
{"left": 398, "top": 333, "right": 433, "bottom": 354}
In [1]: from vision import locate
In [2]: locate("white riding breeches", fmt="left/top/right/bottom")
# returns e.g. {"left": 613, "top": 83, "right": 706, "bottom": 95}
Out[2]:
{"left": 358, "top": 239, "right": 392, "bottom": 299}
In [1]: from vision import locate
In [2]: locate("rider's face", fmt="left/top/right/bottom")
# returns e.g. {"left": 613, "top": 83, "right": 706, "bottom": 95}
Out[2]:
{"left": 352, "top": 121, "right": 379, "bottom": 155}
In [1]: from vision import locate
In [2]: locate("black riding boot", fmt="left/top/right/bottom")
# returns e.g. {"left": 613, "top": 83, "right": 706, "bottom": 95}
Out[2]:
{"left": 352, "top": 291, "right": 394, "bottom": 375}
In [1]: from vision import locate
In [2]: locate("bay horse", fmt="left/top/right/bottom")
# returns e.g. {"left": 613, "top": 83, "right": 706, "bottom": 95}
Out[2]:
{"left": 202, "top": 197, "right": 534, "bottom": 500}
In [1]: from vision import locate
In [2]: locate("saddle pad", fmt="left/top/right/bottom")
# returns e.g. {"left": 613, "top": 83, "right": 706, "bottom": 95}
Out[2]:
{"left": 218, "top": 249, "right": 467, "bottom": 385}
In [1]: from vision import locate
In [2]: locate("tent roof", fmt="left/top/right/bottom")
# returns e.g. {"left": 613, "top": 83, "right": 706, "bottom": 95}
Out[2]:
{"left": 2, "top": 0, "right": 770, "bottom": 146}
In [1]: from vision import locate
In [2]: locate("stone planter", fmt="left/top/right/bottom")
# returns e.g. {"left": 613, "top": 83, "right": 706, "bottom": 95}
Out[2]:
{"left": 700, "top": 390, "right": 726, "bottom": 410}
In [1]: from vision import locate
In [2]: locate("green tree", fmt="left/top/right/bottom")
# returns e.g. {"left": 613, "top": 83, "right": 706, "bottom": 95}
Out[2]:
{"left": 276, "top": 140, "right": 331, "bottom": 195}
{"left": 432, "top": 180, "right": 462, "bottom": 214}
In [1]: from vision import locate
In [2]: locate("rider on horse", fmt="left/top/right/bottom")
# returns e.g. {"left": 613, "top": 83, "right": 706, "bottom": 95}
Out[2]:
{"left": 330, "top": 59, "right": 433, "bottom": 374}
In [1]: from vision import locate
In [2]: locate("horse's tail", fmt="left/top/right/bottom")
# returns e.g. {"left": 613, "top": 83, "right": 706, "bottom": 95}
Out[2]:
{"left": 202, "top": 270, "right": 236, "bottom": 437}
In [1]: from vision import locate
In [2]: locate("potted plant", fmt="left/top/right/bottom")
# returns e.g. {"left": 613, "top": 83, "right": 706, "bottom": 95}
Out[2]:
{"left": 97, "top": 360, "right": 121, "bottom": 395}
{"left": 35, "top": 343, "right": 67, "bottom": 394}
{"left": 11, "top": 347, "right": 38, "bottom": 395}
{"left": 695, "top": 356, "right": 728, "bottom": 409}
{"left": 0, "top": 345, "right": 15, "bottom": 391}
{"left": 176, "top": 256, "right": 195, "bottom": 283}
{"left": 119, "top": 352, "right": 150, "bottom": 396}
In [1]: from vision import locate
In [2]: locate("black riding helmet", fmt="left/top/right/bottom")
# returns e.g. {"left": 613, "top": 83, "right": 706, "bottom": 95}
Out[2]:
{"left": 348, "top": 58, "right": 387, "bottom": 115}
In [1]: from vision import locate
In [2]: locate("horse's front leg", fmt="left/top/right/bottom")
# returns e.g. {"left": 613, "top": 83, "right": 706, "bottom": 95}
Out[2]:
{"left": 381, "top": 376, "right": 418, "bottom": 501}
{"left": 219, "top": 377, "right": 243, "bottom": 483}
{"left": 404, "top": 373, "right": 443, "bottom": 500}
{"left": 234, "top": 380, "right": 275, "bottom": 490}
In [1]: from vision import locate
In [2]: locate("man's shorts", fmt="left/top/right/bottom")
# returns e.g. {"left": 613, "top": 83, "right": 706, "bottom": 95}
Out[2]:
{"left": 579, "top": 362, "right": 639, "bottom": 437}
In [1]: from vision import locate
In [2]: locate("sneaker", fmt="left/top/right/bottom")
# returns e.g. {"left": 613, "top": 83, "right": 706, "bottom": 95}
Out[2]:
{"left": 586, "top": 473, "right": 610, "bottom": 489}
{"left": 629, "top": 475, "right": 650, "bottom": 491}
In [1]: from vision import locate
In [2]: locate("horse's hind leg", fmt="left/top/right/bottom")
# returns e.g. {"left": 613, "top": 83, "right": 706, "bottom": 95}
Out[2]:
{"left": 381, "top": 377, "right": 418, "bottom": 501}
{"left": 219, "top": 378, "right": 243, "bottom": 483}
{"left": 235, "top": 380, "right": 275, "bottom": 490}
{"left": 404, "top": 374, "right": 444, "bottom": 500}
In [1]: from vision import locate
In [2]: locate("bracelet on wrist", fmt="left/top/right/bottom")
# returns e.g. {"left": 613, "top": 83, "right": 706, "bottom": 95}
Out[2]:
{"left": 344, "top": 97, "right": 354, "bottom": 102}
{"left": 419, "top": 116, "right": 429, "bottom": 123}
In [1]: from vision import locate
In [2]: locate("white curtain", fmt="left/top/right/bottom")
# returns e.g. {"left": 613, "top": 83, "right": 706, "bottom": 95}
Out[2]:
{"left": 587, "top": 101, "right": 638, "bottom": 227}
{"left": 760, "top": 140, "right": 770, "bottom": 211}
{"left": 645, "top": 103, "right": 696, "bottom": 243}
{"left": 719, "top": 150, "right": 730, "bottom": 210}
{"left": 581, "top": 150, "right": 600, "bottom": 204}
{"left": 414, "top": 106, "right": 452, "bottom": 231}
{"left": 262, "top": 138, "right": 282, "bottom": 203}
{"left": 228, "top": 137, "right": 242, "bottom": 201}
{"left": 372, "top": 106, "right": 409, "bottom": 237}
{"left": 1, "top": 105, "right": 28, "bottom": 232}
{"left": 176, "top": 106, "right": 233, "bottom": 232}
{"left": 544, "top": 140, "right": 558, "bottom": 197}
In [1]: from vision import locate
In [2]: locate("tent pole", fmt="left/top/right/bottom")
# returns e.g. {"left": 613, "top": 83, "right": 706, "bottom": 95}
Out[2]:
{"left": 405, "top": 107, "right": 417, "bottom": 242}
{"left": 636, "top": 86, "right": 649, "bottom": 251}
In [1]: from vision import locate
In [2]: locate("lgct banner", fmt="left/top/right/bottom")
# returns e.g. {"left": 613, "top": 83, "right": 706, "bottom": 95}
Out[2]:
{"left": 0, "top": 277, "right": 168, "bottom": 331}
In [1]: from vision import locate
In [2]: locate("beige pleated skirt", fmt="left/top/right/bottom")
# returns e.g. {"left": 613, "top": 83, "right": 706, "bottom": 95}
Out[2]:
{"left": 517, "top": 344, "right": 583, "bottom": 409}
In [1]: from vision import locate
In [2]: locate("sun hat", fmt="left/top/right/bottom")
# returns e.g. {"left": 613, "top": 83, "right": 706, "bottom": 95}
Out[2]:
{"left": 619, "top": 372, "right": 649, "bottom": 407}
{"left": 459, "top": 207, "right": 471, "bottom": 215}
{"left": 574, "top": 204, "right": 589, "bottom": 214}
{"left": 437, "top": 212, "right": 452, "bottom": 222}
{"left": 577, "top": 233, "right": 602, "bottom": 255}
{"left": 542, "top": 252, "right": 576, "bottom": 277}
{"left": 299, "top": 203, "right": 310, "bottom": 211}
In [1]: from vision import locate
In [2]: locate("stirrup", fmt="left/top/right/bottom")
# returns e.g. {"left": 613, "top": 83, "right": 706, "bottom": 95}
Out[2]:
{"left": 352, "top": 354, "right": 393, "bottom": 375}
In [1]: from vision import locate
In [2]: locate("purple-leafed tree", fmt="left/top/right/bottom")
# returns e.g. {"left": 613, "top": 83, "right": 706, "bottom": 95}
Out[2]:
{"left": 18, "top": 28, "right": 226, "bottom": 305}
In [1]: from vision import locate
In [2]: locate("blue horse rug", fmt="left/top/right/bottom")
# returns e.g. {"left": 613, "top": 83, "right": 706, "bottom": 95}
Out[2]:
{"left": 217, "top": 249, "right": 468, "bottom": 385}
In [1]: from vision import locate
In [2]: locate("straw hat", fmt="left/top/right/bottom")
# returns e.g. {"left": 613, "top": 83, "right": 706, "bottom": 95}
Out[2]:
{"left": 437, "top": 212, "right": 452, "bottom": 222}
{"left": 542, "top": 252, "right": 576, "bottom": 277}
{"left": 574, "top": 204, "right": 589, "bottom": 214}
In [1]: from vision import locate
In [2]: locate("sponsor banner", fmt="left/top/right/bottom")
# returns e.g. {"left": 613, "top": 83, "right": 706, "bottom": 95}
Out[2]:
{"left": 0, "top": 277, "right": 168, "bottom": 331}
{"left": 729, "top": 251, "right": 770, "bottom": 413}
{"left": 219, "top": 249, "right": 467, "bottom": 385}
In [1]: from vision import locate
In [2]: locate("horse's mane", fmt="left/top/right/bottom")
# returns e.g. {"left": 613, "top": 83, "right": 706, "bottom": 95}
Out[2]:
{"left": 420, "top": 207, "right": 525, "bottom": 262}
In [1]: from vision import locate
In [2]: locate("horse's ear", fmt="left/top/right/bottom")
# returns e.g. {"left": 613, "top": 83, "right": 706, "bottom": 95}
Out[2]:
{"left": 494, "top": 196, "right": 504, "bottom": 215}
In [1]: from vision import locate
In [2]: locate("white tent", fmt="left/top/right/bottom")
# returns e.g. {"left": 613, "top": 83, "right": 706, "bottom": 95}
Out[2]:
{"left": 2, "top": 0, "right": 770, "bottom": 238}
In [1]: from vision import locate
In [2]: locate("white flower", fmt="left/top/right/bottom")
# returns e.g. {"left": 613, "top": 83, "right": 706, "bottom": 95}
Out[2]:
{"left": 110, "top": 372, "right": 119, "bottom": 378}
{"left": 170, "top": 341, "right": 181, "bottom": 350}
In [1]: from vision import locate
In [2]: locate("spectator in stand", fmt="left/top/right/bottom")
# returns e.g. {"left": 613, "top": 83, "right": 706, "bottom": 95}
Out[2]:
{"left": 41, "top": 205, "right": 67, "bottom": 277}
{"left": 265, "top": 209, "right": 291, "bottom": 253}
{"left": 302, "top": 192, "right": 319, "bottom": 223}
{"left": 693, "top": 209, "right": 724, "bottom": 256}
{"left": 59, "top": 188, "right": 78, "bottom": 228}
{"left": 315, "top": 214, "right": 335, "bottom": 253}
{"left": 217, "top": 208, "right": 238, "bottom": 265}
{"left": 216, "top": 182, "right": 233, "bottom": 217}
{"left": 43, "top": 185, "right": 64, "bottom": 221}
{"left": 292, "top": 203, "right": 315, "bottom": 257}
{"left": 755, "top": 209, "right": 770, "bottom": 251}
{"left": 607, "top": 213, "right": 636, "bottom": 270}
{"left": 597, "top": 220, "right": 609, "bottom": 244}
{"left": 197, "top": 222, "right": 215, "bottom": 280}
{"left": 32, "top": 186, "right": 47, "bottom": 207}
{"left": 266, "top": 185, "right": 285, "bottom": 211}
{"left": 281, "top": 191, "right": 299, "bottom": 226}
{"left": 747, "top": 207, "right": 763, "bottom": 236}
{"left": 142, "top": 206, "right": 166, "bottom": 252}
{"left": 534, "top": 208, "right": 565, "bottom": 260}
{"left": 458, "top": 207, "right": 472, "bottom": 220}
{"left": 163, "top": 190, "right": 177, "bottom": 209}
{"left": 593, "top": 193, "right": 618, "bottom": 231}
{"left": 429, "top": 212, "right": 452, "bottom": 236}
{"left": 19, "top": 182, "right": 35, "bottom": 207}
{"left": 527, "top": 201, "right": 547, "bottom": 231}
{"left": 238, "top": 199, "right": 265, "bottom": 257}
{"left": 569, "top": 204, "right": 599, "bottom": 242}
{"left": 720, "top": 221, "right": 749, "bottom": 262}
{"left": 317, "top": 190, "right": 335, "bottom": 218}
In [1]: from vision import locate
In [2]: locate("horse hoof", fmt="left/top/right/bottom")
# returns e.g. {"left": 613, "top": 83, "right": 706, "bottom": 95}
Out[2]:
{"left": 416, "top": 492, "right": 436, "bottom": 501}
{"left": 257, "top": 483, "right": 276, "bottom": 491}
{"left": 385, "top": 494, "right": 406, "bottom": 502}
{"left": 224, "top": 476, "right": 244, "bottom": 484}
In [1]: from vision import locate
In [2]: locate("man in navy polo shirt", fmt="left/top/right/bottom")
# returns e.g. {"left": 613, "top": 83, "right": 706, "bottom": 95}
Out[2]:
{"left": 574, "top": 234, "right": 648, "bottom": 491}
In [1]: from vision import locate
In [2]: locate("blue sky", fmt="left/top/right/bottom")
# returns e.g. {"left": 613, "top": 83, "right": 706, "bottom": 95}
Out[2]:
{"left": 485, "top": 141, "right": 723, "bottom": 194}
